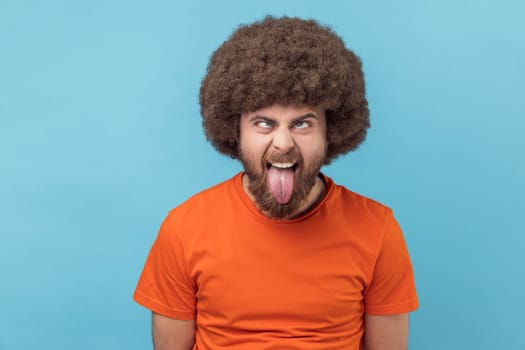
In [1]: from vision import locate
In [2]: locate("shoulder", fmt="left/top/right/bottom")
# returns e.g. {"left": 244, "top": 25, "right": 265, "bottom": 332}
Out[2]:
{"left": 324, "top": 175, "right": 394, "bottom": 232}
{"left": 178, "top": 175, "right": 235, "bottom": 208}
{"left": 165, "top": 173, "right": 239, "bottom": 225}
{"left": 156, "top": 174, "right": 243, "bottom": 252}
{"left": 329, "top": 177, "right": 392, "bottom": 216}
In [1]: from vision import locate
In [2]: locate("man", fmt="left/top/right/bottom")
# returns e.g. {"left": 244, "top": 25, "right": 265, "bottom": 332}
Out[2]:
{"left": 134, "top": 16, "right": 418, "bottom": 350}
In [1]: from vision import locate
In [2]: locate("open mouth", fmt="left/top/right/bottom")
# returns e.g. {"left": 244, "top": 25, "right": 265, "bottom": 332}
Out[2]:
{"left": 266, "top": 162, "right": 298, "bottom": 171}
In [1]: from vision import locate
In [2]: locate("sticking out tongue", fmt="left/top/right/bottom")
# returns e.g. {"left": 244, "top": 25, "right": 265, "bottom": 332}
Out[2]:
{"left": 267, "top": 166, "right": 295, "bottom": 204}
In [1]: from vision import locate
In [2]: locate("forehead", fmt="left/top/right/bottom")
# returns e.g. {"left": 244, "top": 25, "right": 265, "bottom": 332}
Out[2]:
{"left": 241, "top": 104, "right": 325, "bottom": 121}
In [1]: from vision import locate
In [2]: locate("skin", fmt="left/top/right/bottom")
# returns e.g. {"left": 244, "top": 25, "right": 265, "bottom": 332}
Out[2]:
{"left": 152, "top": 313, "right": 195, "bottom": 350}
{"left": 239, "top": 104, "right": 328, "bottom": 219}
{"left": 364, "top": 314, "right": 409, "bottom": 350}
{"left": 151, "top": 105, "right": 410, "bottom": 349}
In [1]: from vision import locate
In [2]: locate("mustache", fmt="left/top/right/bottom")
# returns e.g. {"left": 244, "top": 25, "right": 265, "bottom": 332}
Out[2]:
{"left": 263, "top": 149, "right": 303, "bottom": 164}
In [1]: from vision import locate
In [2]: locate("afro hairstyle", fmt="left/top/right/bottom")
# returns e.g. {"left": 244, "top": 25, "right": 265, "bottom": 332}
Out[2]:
{"left": 199, "top": 16, "right": 370, "bottom": 164}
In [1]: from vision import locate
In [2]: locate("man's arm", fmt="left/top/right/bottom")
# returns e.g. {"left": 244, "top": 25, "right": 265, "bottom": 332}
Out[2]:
{"left": 152, "top": 312, "right": 195, "bottom": 350}
{"left": 364, "top": 313, "right": 409, "bottom": 350}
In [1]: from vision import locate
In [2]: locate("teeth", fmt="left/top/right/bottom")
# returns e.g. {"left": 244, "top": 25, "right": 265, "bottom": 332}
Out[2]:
{"left": 271, "top": 162, "right": 294, "bottom": 169}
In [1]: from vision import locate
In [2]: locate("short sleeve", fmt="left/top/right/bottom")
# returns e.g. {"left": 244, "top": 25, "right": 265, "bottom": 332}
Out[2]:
{"left": 364, "top": 212, "right": 419, "bottom": 315}
{"left": 133, "top": 214, "right": 196, "bottom": 320}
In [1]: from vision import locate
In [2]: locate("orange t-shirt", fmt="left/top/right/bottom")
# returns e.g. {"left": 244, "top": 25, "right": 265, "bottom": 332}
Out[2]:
{"left": 134, "top": 173, "right": 418, "bottom": 349}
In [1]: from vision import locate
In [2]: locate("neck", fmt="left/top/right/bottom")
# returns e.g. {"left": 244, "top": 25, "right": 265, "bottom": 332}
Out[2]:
{"left": 291, "top": 175, "right": 325, "bottom": 217}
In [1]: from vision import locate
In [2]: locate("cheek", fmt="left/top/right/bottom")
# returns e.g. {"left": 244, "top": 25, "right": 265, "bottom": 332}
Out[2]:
{"left": 239, "top": 138, "right": 269, "bottom": 169}
{"left": 240, "top": 133, "right": 270, "bottom": 155}
{"left": 299, "top": 136, "right": 327, "bottom": 159}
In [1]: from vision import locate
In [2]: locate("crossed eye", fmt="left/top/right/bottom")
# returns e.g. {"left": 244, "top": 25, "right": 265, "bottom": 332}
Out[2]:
{"left": 256, "top": 120, "right": 273, "bottom": 128}
{"left": 255, "top": 120, "right": 310, "bottom": 129}
{"left": 293, "top": 120, "right": 310, "bottom": 129}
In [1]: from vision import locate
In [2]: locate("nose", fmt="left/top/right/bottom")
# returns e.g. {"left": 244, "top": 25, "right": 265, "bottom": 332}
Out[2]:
{"left": 271, "top": 127, "right": 295, "bottom": 153}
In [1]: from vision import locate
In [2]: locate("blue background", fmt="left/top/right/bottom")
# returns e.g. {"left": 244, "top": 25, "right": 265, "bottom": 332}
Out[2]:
{"left": 1, "top": 0, "right": 524, "bottom": 349}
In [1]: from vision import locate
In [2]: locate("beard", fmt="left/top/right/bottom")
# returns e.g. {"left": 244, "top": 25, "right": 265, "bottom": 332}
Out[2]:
{"left": 240, "top": 147, "right": 325, "bottom": 219}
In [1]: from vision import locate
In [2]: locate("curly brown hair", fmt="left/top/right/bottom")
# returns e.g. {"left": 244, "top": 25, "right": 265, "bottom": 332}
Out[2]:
{"left": 199, "top": 16, "right": 369, "bottom": 164}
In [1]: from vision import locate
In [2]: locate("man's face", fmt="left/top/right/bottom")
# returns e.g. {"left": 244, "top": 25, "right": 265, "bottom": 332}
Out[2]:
{"left": 239, "top": 104, "right": 327, "bottom": 219}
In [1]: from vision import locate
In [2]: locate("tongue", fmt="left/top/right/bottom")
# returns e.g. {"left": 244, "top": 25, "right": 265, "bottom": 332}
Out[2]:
{"left": 267, "top": 166, "right": 295, "bottom": 204}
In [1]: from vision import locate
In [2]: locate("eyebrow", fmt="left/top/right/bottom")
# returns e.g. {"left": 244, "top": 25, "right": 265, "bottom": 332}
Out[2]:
{"left": 291, "top": 113, "right": 318, "bottom": 124}
{"left": 248, "top": 113, "right": 318, "bottom": 124}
